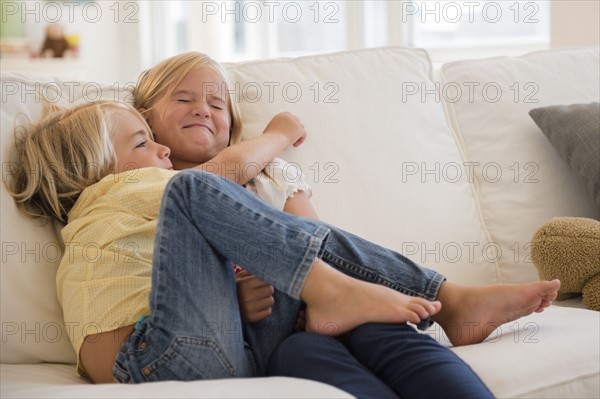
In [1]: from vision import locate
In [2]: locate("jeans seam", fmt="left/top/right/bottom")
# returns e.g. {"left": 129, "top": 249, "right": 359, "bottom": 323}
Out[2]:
{"left": 321, "top": 251, "right": 427, "bottom": 298}
{"left": 289, "top": 225, "right": 331, "bottom": 299}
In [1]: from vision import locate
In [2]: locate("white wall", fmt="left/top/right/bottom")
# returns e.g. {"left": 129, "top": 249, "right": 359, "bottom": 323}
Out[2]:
{"left": 20, "top": 1, "right": 143, "bottom": 84}
{"left": 76, "top": 1, "right": 143, "bottom": 85}
{"left": 10, "top": 1, "right": 599, "bottom": 84}
{"left": 551, "top": 0, "right": 600, "bottom": 48}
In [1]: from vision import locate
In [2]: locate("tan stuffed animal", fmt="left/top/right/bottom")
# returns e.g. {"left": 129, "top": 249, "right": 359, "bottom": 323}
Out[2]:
{"left": 531, "top": 217, "right": 600, "bottom": 311}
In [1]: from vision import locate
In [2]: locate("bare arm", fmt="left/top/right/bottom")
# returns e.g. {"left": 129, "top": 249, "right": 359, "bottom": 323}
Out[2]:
{"left": 282, "top": 191, "right": 319, "bottom": 220}
{"left": 194, "top": 112, "right": 307, "bottom": 185}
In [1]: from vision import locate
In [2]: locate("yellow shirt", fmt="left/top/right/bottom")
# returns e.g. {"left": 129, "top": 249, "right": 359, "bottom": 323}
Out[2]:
{"left": 56, "top": 168, "right": 178, "bottom": 374}
{"left": 56, "top": 164, "right": 310, "bottom": 375}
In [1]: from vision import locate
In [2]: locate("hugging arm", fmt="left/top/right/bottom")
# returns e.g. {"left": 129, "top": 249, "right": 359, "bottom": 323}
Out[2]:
{"left": 195, "top": 112, "right": 307, "bottom": 185}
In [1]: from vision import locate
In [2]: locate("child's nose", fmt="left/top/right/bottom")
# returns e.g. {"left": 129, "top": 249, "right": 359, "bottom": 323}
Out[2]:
{"left": 192, "top": 101, "right": 210, "bottom": 117}
{"left": 158, "top": 144, "right": 170, "bottom": 158}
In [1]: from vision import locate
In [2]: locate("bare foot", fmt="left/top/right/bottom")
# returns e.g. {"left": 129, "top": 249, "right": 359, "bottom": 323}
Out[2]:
{"left": 302, "top": 260, "right": 441, "bottom": 336}
{"left": 433, "top": 279, "right": 561, "bottom": 346}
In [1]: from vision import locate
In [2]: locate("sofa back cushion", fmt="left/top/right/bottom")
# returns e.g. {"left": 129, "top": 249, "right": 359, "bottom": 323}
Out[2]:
{"left": 440, "top": 47, "right": 600, "bottom": 284}
{"left": 1, "top": 49, "right": 496, "bottom": 364}
{"left": 1, "top": 75, "right": 130, "bottom": 364}
{"left": 7, "top": 46, "right": 593, "bottom": 365}
{"left": 227, "top": 47, "right": 495, "bottom": 284}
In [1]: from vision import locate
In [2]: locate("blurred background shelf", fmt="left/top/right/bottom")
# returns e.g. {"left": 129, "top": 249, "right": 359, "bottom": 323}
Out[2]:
{"left": 0, "top": 57, "right": 85, "bottom": 80}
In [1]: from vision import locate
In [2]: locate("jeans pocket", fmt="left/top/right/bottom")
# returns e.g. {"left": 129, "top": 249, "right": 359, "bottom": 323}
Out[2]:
{"left": 140, "top": 336, "right": 235, "bottom": 382}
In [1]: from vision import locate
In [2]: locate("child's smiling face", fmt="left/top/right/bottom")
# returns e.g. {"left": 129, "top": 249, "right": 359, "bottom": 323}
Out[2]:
{"left": 144, "top": 67, "right": 232, "bottom": 169}
{"left": 112, "top": 108, "right": 173, "bottom": 173}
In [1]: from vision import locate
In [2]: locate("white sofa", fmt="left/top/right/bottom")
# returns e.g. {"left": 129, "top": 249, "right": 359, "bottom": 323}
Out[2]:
{"left": 1, "top": 46, "right": 599, "bottom": 398}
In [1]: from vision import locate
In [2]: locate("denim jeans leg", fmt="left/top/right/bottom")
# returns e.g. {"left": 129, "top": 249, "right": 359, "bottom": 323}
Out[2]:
{"left": 114, "top": 183, "right": 256, "bottom": 382}
{"left": 344, "top": 323, "right": 495, "bottom": 399}
{"left": 267, "top": 332, "right": 399, "bottom": 399}
{"left": 318, "top": 222, "right": 446, "bottom": 330}
{"left": 174, "top": 170, "right": 445, "bottom": 303}
{"left": 167, "top": 170, "right": 331, "bottom": 300}
{"left": 246, "top": 222, "right": 447, "bottom": 374}
{"left": 194, "top": 172, "right": 446, "bottom": 297}
{"left": 242, "top": 292, "right": 302, "bottom": 376}
{"left": 112, "top": 170, "right": 332, "bottom": 382}
{"left": 157, "top": 170, "right": 447, "bottom": 373}
{"left": 319, "top": 223, "right": 445, "bottom": 301}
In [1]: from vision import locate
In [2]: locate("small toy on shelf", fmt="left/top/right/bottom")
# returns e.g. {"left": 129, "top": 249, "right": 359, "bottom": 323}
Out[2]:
{"left": 40, "top": 24, "right": 72, "bottom": 58}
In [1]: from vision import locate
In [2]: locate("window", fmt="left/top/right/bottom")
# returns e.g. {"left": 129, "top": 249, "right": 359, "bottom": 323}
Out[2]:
{"left": 408, "top": 1, "right": 550, "bottom": 46}
{"left": 142, "top": 0, "right": 550, "bottom": 66}
{"left": 406, "top": 1, "right": 550, "bottom": 61}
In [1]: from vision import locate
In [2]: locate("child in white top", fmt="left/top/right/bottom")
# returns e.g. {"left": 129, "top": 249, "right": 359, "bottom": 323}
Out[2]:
{"left": 133, "top": 52, "right": 320, "bottom": 323}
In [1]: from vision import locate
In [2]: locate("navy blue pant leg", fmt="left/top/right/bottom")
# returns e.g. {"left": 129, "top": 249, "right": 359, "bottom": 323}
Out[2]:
{"left": 267, "top": 332, "right": 398, "bottom": 399}
{"left": 344, "top": 323, "right": 494, "bottom": 399}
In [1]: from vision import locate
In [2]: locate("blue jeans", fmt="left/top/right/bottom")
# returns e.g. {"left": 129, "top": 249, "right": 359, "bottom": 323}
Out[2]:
{"left": 268, "top": 323, "right": 494, "bottom": 399}
{"left": 113, "top": 170, "right": 445, "bottom": 382}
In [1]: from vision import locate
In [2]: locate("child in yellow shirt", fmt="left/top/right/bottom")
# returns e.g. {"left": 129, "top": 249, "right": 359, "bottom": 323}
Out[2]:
{"left": 6, "top": 98, "right": 559, "bottom": 398}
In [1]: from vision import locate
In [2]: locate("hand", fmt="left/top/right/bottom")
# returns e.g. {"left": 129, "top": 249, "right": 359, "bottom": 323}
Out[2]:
{"left": 263, "top": 112, "right": 307, "bottom": 149}
{"left": 236, "top": 270, "right": 275, "bottom": 323}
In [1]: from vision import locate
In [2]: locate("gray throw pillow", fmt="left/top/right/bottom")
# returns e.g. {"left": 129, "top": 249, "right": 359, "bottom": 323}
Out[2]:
{"left": 529, "top": 102, "right": 600, "bottom": 209}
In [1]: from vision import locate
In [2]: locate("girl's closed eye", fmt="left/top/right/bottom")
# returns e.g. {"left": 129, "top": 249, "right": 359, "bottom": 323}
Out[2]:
{"left": 136, "top": 140, "right": 148, "bottom": 148}
{"left": 172, "top": 90, "right": 193, "bottom": 103}
{"left": 210, "top": 98, "right": 226, "bottom": 110}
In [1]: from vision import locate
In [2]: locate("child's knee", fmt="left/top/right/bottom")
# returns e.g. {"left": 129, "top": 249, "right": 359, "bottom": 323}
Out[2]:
{"left": 277, "top": 332, "right": 323, "bottom": 352}
{"left": 267, "top": 332, "right": 341, "bottom": 375}
{"left": 347, "top": 322, "right": 420, "bottom": 345}
{"left": 165, "top": 169, "right": 216, "bottom": 197}
{"left": 272, "top": 332, "right": 337, "bottom": 360}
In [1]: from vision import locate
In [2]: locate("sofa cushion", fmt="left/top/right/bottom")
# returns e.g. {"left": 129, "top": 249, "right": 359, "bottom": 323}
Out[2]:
{"left": 0, "top": 74, "right": 130, "bottom": 364}
{"left": 448, "top": 303, "right": 600, "bottom": 398}
{"left": 227, "top": 47, "right": 496, "bottom": 285}
{"left": 2, "top": 303, "right": 598, "bottom": 399}
{"left": 529, "top": 102, "right": 600, "bottom": 208}
{"left": 0, "top": 365, "right": 353, "bottom": 398}
{"left": 440, "top": 47, "right": 600, "bottom": 284}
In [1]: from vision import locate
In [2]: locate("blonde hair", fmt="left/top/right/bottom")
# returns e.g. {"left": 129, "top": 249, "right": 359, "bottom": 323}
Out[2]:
{"left": 133, "top": 51, "right": 243, "bottom": 145}
{"left": 5, "top": 101, "right": 143, "bottom": 223}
